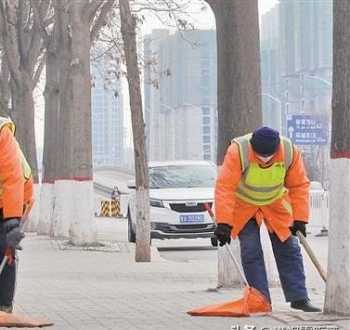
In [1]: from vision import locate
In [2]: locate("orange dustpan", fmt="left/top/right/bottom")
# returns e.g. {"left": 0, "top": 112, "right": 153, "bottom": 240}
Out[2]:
{"left": 188, "top": 243, "right": 271, "bottom": 317}
{"left": 0, "top": 311, "right": 53, "bottom": 328}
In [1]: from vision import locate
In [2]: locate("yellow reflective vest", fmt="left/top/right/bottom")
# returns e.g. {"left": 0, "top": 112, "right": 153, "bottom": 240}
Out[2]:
{"left": 232, "top": 134, "right": 293, "bottom": 206}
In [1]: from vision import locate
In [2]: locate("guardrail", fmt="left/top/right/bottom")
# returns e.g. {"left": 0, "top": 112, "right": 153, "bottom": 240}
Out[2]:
{"left": 93, "top": 182, "right": 113, "bottom": 197}
{"left": 309, "top": 189, "right": 329, "bottom": 236}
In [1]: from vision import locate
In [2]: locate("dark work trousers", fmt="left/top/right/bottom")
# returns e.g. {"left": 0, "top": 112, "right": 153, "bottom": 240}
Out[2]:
{"left": 0, "top": 220, "right": 16, "bottom": 307}
{"left": 238, "top": 219, "right": 308, "bottom": 303}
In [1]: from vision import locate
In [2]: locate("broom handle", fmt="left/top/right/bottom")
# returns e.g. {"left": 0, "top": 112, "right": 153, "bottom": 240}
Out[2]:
{"left": 225, "top": 243, "right": 249, "bottom": 287}
{"left": 0, "top": 255, "right": 7, "bottom": 274}
{"left": 297, "top": 231, "right": 327, "bottom": 283}
{"left": 204, "top": 204, "right": 250, "bottom": 287}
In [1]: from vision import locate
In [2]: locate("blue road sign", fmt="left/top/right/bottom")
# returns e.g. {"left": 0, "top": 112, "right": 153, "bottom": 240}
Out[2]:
{"left": 286, "top": 114, "right": 328, "bottom": 145}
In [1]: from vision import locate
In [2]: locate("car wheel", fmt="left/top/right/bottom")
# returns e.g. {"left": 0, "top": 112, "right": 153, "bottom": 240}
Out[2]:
{"left": 211, "top": 237, "right": 218, "bottom": 247}
{"left": 128, "top": 208, "right": 136, "bottom": 243}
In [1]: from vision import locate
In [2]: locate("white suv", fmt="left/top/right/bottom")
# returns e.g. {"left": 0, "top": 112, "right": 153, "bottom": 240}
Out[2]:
{"left": 127, "top": 160, "right": 217, "bottom": 245}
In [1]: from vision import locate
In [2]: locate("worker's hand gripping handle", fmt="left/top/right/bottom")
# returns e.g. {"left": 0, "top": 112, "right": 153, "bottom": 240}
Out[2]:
{"left": 0, "top": 200, "right": 33, "bottom": 274}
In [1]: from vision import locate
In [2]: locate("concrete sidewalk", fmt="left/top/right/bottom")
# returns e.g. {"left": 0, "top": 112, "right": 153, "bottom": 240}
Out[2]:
{"left": 11, "top": 222, "right": 349, "bottom": 330}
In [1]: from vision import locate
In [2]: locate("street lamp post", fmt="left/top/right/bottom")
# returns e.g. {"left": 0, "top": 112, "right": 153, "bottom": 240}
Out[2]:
{"left": 261, "top": 93, "right": 283, "bottom": 133}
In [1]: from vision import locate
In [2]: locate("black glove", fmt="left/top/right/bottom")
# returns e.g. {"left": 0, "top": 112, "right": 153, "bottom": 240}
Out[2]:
{"left": 214, "top": 223, "right": 232, "bottom": 246}
{"left": 3, "top": 218, "right": 25, "bottom": 253}
{"left": 290, "top": 220, "right": 306, "bottom": 237}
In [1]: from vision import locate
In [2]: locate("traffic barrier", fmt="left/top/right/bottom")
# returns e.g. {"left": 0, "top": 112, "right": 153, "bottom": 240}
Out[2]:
{"left": 99, "top": 199, "right": 121, "bottom": 218}
{"left": 309, "top": 189, "right": 329, "bottom": 236}
{"left": 110, "top": 200, "right": 121, "bottom": 217}
{"left": 100, "top": 200, "right": 111, "bottom": 217}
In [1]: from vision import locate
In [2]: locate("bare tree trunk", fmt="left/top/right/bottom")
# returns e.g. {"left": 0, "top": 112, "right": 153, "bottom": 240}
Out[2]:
{"left": 69, "top": 2, "right": 93, "bottom": 181}
{"left": 120, "top": 0, "right": 151, "bottom": 262}
{"left": 43, "top": 38, "right": 60, "bottom": 185}
{"left": 66, "top": 1, "right": 96, "bottom": 245}
{"left": 0, "top": 56, "right": 10, "bottom": 116}
{"left": 206, "top": 0, "right": 262, "bottom": 165}
{"left": 0, "top": 0, "right": 49, "bottom": 185}
{"left": 324, "top": 0, "right": 350, "bottom": 316}
{"left": 10, "top": 76, "right": 38, "bottom": 182}
{"left": 51, "top": 0, "right": 114, "bottom": 243}
{"left": 38, "top": 37, "right": 60, "bottom": 235}
{"left": 51, "top": 1, "right": 96, "bottom": 243}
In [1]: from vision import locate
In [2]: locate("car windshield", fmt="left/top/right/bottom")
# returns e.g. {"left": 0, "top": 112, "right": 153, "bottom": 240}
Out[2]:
{"left": 149, "top": 164, "right": 216, "bottom": 189}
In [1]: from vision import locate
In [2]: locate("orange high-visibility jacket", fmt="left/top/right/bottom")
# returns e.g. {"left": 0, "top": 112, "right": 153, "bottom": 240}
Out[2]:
{"left": 0, "top": 126, "right": 33, "bottom": 219}
{"left": 215, "top": 141, "right": 310, "bottom": 242}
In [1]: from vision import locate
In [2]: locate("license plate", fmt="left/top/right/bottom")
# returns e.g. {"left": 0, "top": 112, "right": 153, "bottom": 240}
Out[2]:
{"left": 179, "top": 214, "right": 204, "bottom": 223}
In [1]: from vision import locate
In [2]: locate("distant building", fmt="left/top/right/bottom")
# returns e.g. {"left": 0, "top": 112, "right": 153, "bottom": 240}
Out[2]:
{"left": 144, "top": 29, "right": 217, "bottom": 162}
{"left": 91, "top": 48, "right": 124, "bottom": 167}
{"left": 261, "top": 0, "right": 332, "bottom": 135}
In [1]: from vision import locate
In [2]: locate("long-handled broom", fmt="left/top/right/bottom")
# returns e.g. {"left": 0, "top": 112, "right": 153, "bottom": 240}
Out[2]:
{"left": 187, "top": 205, "right": 271, "bottom": 317}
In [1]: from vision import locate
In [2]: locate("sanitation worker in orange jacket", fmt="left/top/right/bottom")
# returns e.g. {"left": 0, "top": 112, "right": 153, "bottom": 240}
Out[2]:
{"left": 214, "top": 126, "right": 321, "bottom": 312}
{"left": 0, "top": 117, "right": 33, "bottom": 313}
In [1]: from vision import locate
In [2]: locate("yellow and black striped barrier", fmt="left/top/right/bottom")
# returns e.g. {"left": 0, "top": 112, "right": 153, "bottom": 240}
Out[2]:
{"left": 100, "top": 200, "right": 111, "bottom": 217}
{"left": 110, "top": 200, "right": 121, "bottom": 217}
{"left": 99, "top": 199, "right": 121, "bottom": 218}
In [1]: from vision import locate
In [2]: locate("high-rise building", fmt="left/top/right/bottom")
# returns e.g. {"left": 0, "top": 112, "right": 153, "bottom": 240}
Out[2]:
{"left": 261, "top": 0, "right": 332, "bottom": 135}
{"left": 91, "top": 49, "right": 124, "bottom": 167}
{"left": 144, "top": 29, "right": 217, "bottom": 162}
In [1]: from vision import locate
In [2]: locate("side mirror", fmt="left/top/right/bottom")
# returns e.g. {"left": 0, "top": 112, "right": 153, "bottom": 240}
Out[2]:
{"left": 127, "top": 180, "right": 136, "bottom": 189}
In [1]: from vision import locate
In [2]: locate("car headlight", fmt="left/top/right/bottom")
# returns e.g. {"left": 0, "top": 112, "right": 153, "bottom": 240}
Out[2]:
{"left": 150, "top": 198, "right": 164, "bottom": 208}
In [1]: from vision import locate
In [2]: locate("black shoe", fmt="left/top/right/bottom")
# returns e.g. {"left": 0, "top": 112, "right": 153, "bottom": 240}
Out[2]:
{"left": 291, "top": 299, "right": 321, "bottom": 312}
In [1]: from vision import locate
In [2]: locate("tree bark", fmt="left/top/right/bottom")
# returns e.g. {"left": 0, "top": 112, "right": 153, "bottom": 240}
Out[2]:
{"left": 38, "top": 23, "right": 60, "bottom": 235}
{"left": 10, "top": 75, "right": 38, "bottom": 182}
{"left": 206, "top": 0, "right": 262, "bottom": 165}
{"left": 324, "top": 0, "right": 350, "bottom": 316}
{"left": 120, "top": 0, "right": 151, "bottom": 262}
{"left": 0, "top": 0, "right": 49, "bottom": 183}
{"left": 51, "top": 0, "right": 97, "bottom": 243}
{"left": 50, "top": 0, "right": 114, "bottom": 243}
{"left": 69, "top": 1, "right": 93, "bottom": 180}
{"left": 43, "top": 49, "right": 59, "bottom": 184}
{"left": 0, "top": 56, "right": 10, "bottom": 116}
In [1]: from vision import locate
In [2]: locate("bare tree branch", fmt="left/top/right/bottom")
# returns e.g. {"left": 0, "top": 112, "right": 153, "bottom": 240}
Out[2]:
{"left": 17, "top": 0, "right": 27, "bottom": 66}
{"left": 27, "top": 0, "right": 50, "bottom": 72}
{"left": 84, "top": 0, "right": 104, "bottom": 23}
{"left": 32, "top": 52, "right": 45, "bottom": 87}
{"left": 44, "top": 14, "right": 55, "bottom": 27}
{"left": 31, "top": 0, "right": 50, "bottom": 46}
{"left": 90, "top": 0, "right": 115, "bottom": 41}
{"left": 0, "top": 0, "right": 21, "bottom": 87}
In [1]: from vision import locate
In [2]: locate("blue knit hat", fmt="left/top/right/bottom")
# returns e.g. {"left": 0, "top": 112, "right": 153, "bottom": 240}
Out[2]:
{"left": 250, "top": 126, "right": 280, "bottom": 156}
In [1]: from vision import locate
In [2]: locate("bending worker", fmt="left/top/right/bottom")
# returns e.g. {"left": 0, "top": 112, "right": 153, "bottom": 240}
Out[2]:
{"left": 214, "top": 126, "right": 321, "bottom": 312}
{"left": 0, "top": 117, "right": 33, "bottom": 313}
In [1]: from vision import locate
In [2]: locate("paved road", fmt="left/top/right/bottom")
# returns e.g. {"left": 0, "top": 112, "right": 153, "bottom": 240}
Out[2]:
{"left": 97, "top": 217, "right": 329, "bottom": 289}
{"left": 11, "top": 218, "right": 346, "bottom": 330}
